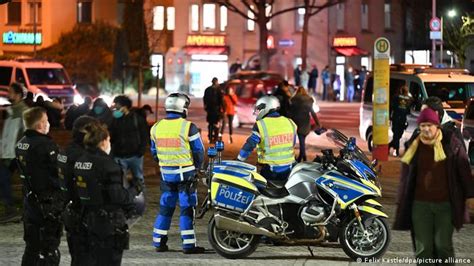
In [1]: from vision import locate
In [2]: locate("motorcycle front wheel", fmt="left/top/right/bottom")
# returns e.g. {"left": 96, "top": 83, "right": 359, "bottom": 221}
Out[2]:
{"left": 208, "top": 216, "right": 260, "bottom": 259}
{"left": 339, "top": 216, "right": 391, "bottom": 261}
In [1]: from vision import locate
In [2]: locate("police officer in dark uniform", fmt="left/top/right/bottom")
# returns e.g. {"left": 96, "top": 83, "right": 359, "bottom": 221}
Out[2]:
{"left": 16, "top": 107, "right": 64, "bottom": 266}
{"left": 74, "top": 122, "right": 141, "bottom": 265}
{"left": 389, "top": 85, "right": 413, "bottom": 157}
{"left": 57, "top": 116, "right": 98, "bottom": 266}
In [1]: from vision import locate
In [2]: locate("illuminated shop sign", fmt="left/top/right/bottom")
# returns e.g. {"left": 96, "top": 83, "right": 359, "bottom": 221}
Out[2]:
{"left": 186, "top": 35, "right": 226, "bottom": 46}
{"left": 333, "top": 37, "right": 357, "bottom": 47}
{"left": 2, "top": 31, "right": 42, "bottom": 45}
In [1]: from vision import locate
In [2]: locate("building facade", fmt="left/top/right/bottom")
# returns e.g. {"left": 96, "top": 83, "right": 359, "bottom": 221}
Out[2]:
{"left": 0, "top": 0, "right": 123, "bottom": 56}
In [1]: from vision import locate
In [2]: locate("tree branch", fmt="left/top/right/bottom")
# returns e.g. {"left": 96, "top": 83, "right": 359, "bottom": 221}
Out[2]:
{"left": 214, "top": 0, "right": 254, "bottom": 21}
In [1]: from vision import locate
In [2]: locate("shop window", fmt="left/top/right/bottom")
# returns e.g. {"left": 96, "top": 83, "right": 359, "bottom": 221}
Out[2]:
{"left": 190, "top": 4, "right": 199, "bottom": 31}
{"left": 77, "top": 1, "right": 92, "bottom": 24}
{"left": 29, "top": 1, "right": 42, "bottom": 25}
{"left": 8, "top": 1, "right": 21, "bottom": 25}
{"left": 153, "top": 6, "right": 164, "bottom": 30}
{"left": 295, "top": 8, "right": 305, "bottom": 32}
{"left": 384, "top": 0, "right": 392, "bottom": 29}
{"left": 266, "top": 5, "right": 272, "bottom": 30}
{"left": 220, "top": 6, "right": 227, "bottom": 32}
{"left": 203, "top": 3, "right": 216, "bottom": 31}
{"left": 247, "top": 5, "right": 255, "bottom": 31}
{"left": 361, "top": 2, "right": 369, "bottom": 31}
{"left": 336, "top": 3, "right": 344, "bottom": 31}
{"left": 167, "top": 7, "right": 175, "bottom": 30}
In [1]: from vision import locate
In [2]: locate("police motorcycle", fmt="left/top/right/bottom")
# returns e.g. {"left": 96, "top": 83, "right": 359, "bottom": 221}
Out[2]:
{"left": 197, "top": 129, "right": 390, "bottom": 260}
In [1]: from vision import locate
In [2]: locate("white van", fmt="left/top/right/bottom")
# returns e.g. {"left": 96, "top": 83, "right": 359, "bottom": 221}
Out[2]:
{"left": 359, "top": 64, "right": 474, "bottom": 151}
{"left": 0, "top": 58, "right": 82, "bottom": 106}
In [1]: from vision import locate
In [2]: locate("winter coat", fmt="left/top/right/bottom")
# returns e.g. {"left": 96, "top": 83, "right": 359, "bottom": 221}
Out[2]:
{"left": 393, "top": 129, "right": 474, "bottom": 231}
{"left": 289, "top": 94, "right": 315, "bottom": 136}
{"left": 308, "top": 68, "right": 318, "bottom": 89}
{"left": 223, "top": 94, "right": 238, "bottom": 115}
{"left": 1, "top": 101, "right": 28, "bottom": 159}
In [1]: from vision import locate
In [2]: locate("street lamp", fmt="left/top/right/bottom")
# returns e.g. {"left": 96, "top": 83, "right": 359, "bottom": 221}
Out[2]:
{"left": 447, "top": 9, "right": 456, "bottom": 18}
{"left": 441, "top": 9, "right": 457, "bottom": 67}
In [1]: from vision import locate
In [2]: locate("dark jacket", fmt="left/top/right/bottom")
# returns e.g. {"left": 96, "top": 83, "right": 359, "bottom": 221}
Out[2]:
{"left": 58, "top": 142, "right": 86, "bottom": 207}
{"left": 109, "top": 111, "right": 149, "bottom": 158}
{"left": 273, "top": 88, "right": 291, "bottom": 118}
{"left": 289, "top": 94, "right": 316, "bottom": 136}
{"left": 308, "top": 68, "right": 318, "bottom": 89}
{"left": 393, "top": 129, "right": 474, "bottom": 231}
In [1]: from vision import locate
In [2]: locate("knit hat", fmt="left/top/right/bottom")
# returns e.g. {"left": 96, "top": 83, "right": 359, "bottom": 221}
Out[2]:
{"left": 417, "top": 108, "right": 440, "bottom": 125}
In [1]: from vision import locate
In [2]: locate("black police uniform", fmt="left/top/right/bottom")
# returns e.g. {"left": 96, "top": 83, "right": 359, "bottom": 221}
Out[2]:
{"left": 73, "top": 147, "right": 139, "bottom": 266}
{"left": 390, "top": 94, "right": 412, "bottom": 155}
{"left": 15, "top": 129, "right": 63, "bottom": 266}
{"left": 57, "top": 142, "right": 90, "bottom": 266}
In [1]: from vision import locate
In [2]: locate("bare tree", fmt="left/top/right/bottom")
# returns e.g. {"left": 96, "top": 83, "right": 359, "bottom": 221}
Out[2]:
{"left": 444, "top": 15, "right": 474, "bottom": 67}
{"left": 215, "top": 0, "right": 342, "bottom": 70}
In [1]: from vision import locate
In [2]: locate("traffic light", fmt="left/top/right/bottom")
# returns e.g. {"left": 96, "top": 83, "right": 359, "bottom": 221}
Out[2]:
{"left": 0, "top": 0, "right": 12, "bottom": 4}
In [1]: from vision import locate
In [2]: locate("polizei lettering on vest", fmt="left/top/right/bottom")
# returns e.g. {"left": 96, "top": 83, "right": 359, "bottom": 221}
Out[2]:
{"left": 74, "top": 162, "right": 93, "bottom": 170}
{"left": 219, "top": 188, "right": 250, "bottom": 205}
{"left": 268, "top": 133, "right": 293, "bottom": 147}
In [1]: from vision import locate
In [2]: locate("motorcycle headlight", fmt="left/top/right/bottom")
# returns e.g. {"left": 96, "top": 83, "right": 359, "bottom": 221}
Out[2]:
{"left": 73, "top": 94, "right": 84, "bottom": 105}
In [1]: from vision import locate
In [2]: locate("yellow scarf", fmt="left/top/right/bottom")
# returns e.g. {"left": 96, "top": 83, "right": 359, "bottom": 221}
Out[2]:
{"left": 401, "top": 129, "right": 446, "bottom": 164}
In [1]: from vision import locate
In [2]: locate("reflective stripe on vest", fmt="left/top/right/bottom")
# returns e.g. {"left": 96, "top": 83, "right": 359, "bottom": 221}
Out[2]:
{"left": 151, "top": 118, "right": 193, "bottom": 166}
{"left": 256, "top": 116, "right": 296, "bottom": 165}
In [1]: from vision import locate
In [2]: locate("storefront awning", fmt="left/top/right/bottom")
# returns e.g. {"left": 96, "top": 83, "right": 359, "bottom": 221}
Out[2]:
{"left": 333, "top": 46, "right": 369, "bottom": 57}
{"left": 184, "top": 46, "right": 229, "bottom": 55}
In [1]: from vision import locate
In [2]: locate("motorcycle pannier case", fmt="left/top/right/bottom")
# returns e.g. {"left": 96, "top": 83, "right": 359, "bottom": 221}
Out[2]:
{"left": 211, "top": 172, "right": 258, "bottom": 212}
{"left": 213, "top": 160, "right": 267, "bottom": 189}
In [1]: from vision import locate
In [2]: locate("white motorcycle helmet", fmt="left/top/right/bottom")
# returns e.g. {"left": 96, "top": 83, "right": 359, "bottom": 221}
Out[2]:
{"left": 254, "top": 96, "right": 280, "bottom": 120}
{"left": 165, "top": 93, "right": 191, "bottom": 117}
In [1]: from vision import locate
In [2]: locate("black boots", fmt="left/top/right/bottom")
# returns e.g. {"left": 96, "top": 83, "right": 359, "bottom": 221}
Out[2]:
{"left": 183, "top": 246, "right": 205, "bottom": 254}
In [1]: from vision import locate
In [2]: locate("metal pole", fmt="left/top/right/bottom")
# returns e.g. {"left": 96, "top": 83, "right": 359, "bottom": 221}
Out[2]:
{"left": 33, "top": 0, "right": 37, "bottom": 57}
{"left": 137, "top": 65, "right": 142, "bottom": 108}
{"left": 155, "top": 65, "right": 160, "bottom": 122}
{"left": 431, "top": 0, "right": 436, "bottom": 66}
{"left": 440, "top": 17, "right": 443, "bottom": 66}
{"left": 122, "top": 63, "right": 126, "bottom": 94}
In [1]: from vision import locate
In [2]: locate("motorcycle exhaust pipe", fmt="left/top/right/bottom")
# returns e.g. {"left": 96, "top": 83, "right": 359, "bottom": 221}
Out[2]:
{"left": 214, "top": 214, "right": 281, "bottom": 238}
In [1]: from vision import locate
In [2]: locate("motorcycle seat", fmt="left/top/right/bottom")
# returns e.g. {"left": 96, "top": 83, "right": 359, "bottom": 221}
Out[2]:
{"left": 259, "top": 185, "right": 289, "bottom": 198}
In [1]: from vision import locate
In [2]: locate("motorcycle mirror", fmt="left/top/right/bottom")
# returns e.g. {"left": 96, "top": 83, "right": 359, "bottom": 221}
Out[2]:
{"left": 216, "top": 140, "right": 224, "bottom": 152}
{"left": 207, "top": 147, "right": 217, "bottom": 158}
{"left": 371, "top": 159, "right": 378, "bottom": 168}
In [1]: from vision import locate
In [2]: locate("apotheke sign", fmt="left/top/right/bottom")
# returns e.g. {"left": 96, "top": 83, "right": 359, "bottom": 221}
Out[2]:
{"left": 2, "top": 31, "right": 42, "bottom": 45}
{"left": 186, "top": 35, "right": 226, "bottom": 46}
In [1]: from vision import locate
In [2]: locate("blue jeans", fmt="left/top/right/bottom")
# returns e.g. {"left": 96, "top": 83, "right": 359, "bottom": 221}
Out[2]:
{"left": 114, "top": 156, "right": 145, "bottom": 185}
{"left": 347, "top": 84, "right": 355, "bottom": 102}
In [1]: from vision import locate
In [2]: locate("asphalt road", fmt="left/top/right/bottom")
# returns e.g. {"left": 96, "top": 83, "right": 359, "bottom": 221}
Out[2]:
{"left": 1, "top": 101, "right": 473, "bottom": 265}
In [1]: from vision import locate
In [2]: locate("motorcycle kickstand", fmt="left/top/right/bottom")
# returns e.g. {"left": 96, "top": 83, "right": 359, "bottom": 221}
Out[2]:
{"left": 307, "top": 246, "right": 314, "bottom": 257}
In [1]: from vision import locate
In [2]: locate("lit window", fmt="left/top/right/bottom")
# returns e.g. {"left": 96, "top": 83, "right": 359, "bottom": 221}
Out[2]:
{"left": 384, "top": 1, "right": 391, "bottom": 29}
{"left": 153, "top": 6, "right": 164, "bottom": 30}
{"left": 8, "top": 1, "right": 21, "bottom": 25}
{"left": 203, "top": 3, "right": 216, "bottom": 31}
{"left": 191, "top": 5, "right": 199, "bottom": 31}
{"left": 336, "top": 3, "right": 344, "bottom": 31}
{"left": 167, "top": 7, "right": 175, "bottom": 30}
{"left": 29, "top": 1, "right": 42, "bottom": 25}
{"left": 247, "top": 5, "right": 255, "bottom": 31}
{"left": 361, "top": 3, "right": 369, "bottom": 30}
{"left": 296, "top": 8, "right": 305, "bottom": 31}
{"left": 266, "top": 5, "right": 272, "bottom": 30}
{"left": 77, "top": 1, "right": 92, "bottom": 24}
{"left": 220, "top": 6, "right": 227, "bottom": 32}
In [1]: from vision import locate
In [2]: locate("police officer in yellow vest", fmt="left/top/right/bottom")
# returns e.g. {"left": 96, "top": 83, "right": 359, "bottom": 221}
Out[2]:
{"left": 150, "top": 93, "right": 206, "bottom": 254}
{"left": 237, "top": 96, "right": 297, "bottom": 182}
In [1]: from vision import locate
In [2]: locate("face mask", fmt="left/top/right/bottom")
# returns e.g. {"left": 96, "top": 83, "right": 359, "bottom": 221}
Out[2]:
{"left": 44, "top": 121, "right": 50, "bottom": 135}
{"left": 93, "top": 106, "right": 105, "bottom": 115}
{"left": 113, "top": 110, "right": 124, "bottom": 118}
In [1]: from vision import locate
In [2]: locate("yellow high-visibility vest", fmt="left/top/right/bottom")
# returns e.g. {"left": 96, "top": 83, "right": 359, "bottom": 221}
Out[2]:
{"left": 150, "top": 118, "right": 193, "bottom": 167}
{"left": 256, "top": 116, "right": 296, "bottom": 165}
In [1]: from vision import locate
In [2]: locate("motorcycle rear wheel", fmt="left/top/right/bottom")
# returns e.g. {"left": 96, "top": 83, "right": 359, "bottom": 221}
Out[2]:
{"left": 208, "top": 216, "right": 260, "bottom": 259}
{"left": 339, "top": 216, "right": 391, "bottom": 261}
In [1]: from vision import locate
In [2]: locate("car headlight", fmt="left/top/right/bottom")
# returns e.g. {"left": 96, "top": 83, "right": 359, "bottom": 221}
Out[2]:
{"left": 74, "top": 94, "right": 84, "bottom": 105}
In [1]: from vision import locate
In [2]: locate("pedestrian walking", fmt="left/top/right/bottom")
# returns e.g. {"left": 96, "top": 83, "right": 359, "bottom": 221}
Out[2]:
{"left": 307, "top": 65, "right": 318, "bottom": 96}
{"left": 289, "top": 87, "right": 322, "bottom": 162}
{"left": 221, "top": 85, "right": 238, "bottom": 144}
{"left": 273, "top": 80, "right": 292, "bottom": 118}
{"left": 237, "top": 96, "right": 297, "bottom": 183}
{"left": 73, "top": 122, "right": 142, "bottom": 266}
{"left": 294, "top": 65, "right": 302, "bottom": 86}
{"left": 109, "top": 95, "right": 149, "bottom": 216}
{"left": 203, "top": 77, "right": 224, "bottom": 143}
{"left": 16, "top": 107, "right": 64, "bottom": 265}
{"left": 357, "top": 66, "right": 367, "bottom": 98}
{"left": 58, "top": 116, "right": 98, "bottom": 266}
{"left": 88, "top": 97, "right": 113, "bottom": 128}
{"left": 345, "top": 66, "right": 355, "bottom": 102}
{"left": 321, "top": 66, "right": 331, "bottom": 101}
{"left": 394, "top": 107, "right": 474, "bottom": 263}
{"left": 389, "top": 85, "right": 412, "bottom": 157}
{"left": 150, "top": 93, "right": 206, "bottom": 254}
{"left": 229, "top": 58, "right": 242, "bottom": 75}
{"left": 0, "top": 83, "right": 27, "bottom": 223}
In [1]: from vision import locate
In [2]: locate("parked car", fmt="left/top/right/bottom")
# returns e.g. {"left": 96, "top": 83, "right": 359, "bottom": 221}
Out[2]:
{"left": 224, "top": 71, "right": 286, "bottom": 127}
{"left": 360, "top": 64, "right": 474, "bottom": 151}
